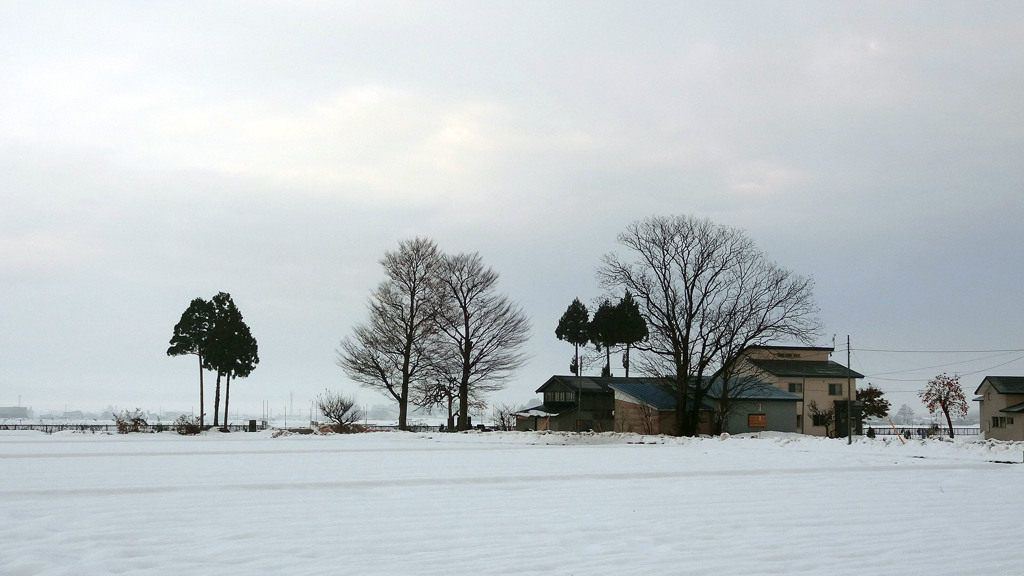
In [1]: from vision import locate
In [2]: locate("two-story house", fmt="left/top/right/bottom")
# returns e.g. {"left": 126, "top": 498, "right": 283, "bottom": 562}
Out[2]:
{"left": 514, "top": 375, "right": 616, "bottom": 432}
{"left": 730, "top": 345, "right": 864, "bottom": 437}
{"left": 974, "top": 376, "right": 1024, "bottom": 441}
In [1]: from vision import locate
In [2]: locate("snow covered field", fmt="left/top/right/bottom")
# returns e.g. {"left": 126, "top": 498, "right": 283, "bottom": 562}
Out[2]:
{"left": 1, "top": 430, "right": 1021, "bottom": 576}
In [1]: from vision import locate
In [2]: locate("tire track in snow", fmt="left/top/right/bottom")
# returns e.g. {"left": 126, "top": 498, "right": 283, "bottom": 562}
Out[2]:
{"left": 0, "top": 444, "right": 544, "bottom": 460}
{"left": 0, "top": 460, "right": 999, "bottom": 500}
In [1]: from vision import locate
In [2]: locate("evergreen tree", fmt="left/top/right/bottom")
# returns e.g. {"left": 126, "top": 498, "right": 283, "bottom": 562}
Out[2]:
{"left": 167, "top": 297, "right": 215, "bottom": 428}
{"left": 614, "top": 291, "right": 647, "bottom": 377}
{"left": 857, "top": 384, "right": 891, "bottom": 420}
{"left": 555, "top": 298, "right": 590, "bottom": 375}
{"left": 206, "top": 292, "right": 259, "bottom": 427}
{"left": 589, "top": 299, "right": 619, "bottom": 377}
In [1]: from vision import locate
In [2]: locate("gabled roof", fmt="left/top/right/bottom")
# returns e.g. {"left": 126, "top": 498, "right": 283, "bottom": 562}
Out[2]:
{"left": 514, "top": 403, "right": 573, "bottom": 418}
{"left": 705, "top": 377, "right": 803, "bottom": 402}
{"left": 1001, "top": 400, "right": 1024, "bottom": 414}
{"left": 607, "top": 376, "right": 801, "bottom": 411}
{"left": 975, "top": 376, "right": 1024, "bottom": 396}
{"left": 745, "top": 345, "right": 835, "bottom": 353}
{"left": 607, "top": 379, "right": 678, "bottom": 410}
{"left": 536, "top": 375, "right": 616, "bottom": 394}
{"left": 747, "top": 359, "right": 864, "bottom": 379}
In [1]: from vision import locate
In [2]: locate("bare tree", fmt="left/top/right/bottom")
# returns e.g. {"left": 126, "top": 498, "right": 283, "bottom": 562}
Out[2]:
{"left": 316, "top": 390, "right": 364, "bottom": 433}
{"left": 337, "top": 238, "right": 442, "bottom": 431}
{"left": 598, "top": 215, "right": 820, "bottom": 436}
{"left": 707, "top": 246, "right": 819, "bottom": 433}
{"left": 491, "top": 403, "right": 519, "bottom": 431}
{"left": 710, "top": 372, "right": 775, "bottom": 435}
{"left": 807, "top": 400, "right": 835, "bottom": 437}
{"left": 430, "top": 252, "right": 531, "bottom": 431}
{"left": 413, "top": 367, "right": 490, "bottom": 430}
{"left": 635, "top": 402, "right": 657, "bottom": 435}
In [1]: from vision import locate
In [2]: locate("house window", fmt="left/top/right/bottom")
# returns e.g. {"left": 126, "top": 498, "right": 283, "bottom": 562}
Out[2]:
{"left": 1009, "top": 417, "right": 1015, "bottom": 425}
{"left": 547, "top": 391, "right": 575, "bottom": 403}
{"left": 811, "top": 414, "right": 830, "bottom": 427}
{"left": 993, "top": 416, "right": 1006, "bottom": 428}
{"left": 788, "top": 382, "right": 802, "bottom": 393}
{"left": 828, "top": 383, "right": 843, "bottom": 396}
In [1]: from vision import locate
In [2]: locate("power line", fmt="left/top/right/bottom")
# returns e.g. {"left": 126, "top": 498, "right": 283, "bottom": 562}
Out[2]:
{"left": 861, "top": 353, "right": 1024, "bottom": 386}
{"left": 865, "top": 350, "right": 1022, "bottom": 377}
{"left": 853, "top": 348, "right": 1024, "bottom": 354}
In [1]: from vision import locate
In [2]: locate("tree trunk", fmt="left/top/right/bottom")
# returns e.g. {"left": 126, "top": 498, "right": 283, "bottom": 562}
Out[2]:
{"left": 458, "top": 381, "right": 470, "bottom": 431}
{"left": 198, "top": 354, "right": 205, "bottom": 428}
{"left": 714, "top": 379, "right": 730, "bottom": 435}
{"left": 213, "top": 371, "right": 222, "bottom": 427}
{"left": 944, "top": 406, "right": 955, "bottom": 438}
{"left": 223, "top": 372, "right": 232, "bottom": 427}
{"left": 624, "top": 344, "right": 631, "bottom": 377}
{"left": 398, "top": 377, "right": 408, "bottom": 431}
{"left": 446, "top": 395, "right": 456, "bottom": 430}
{"left": 457, "top": 349, "right": 471, "bottom": 431}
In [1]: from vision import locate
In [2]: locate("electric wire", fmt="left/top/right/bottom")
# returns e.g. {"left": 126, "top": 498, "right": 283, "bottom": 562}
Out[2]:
{"left": 841, "top": 346, "right": 1024, "bottom": 391}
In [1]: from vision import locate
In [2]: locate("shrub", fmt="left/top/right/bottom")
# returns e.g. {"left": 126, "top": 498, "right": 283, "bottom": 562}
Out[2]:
{"left": 491, "top": 403, "right": 518, "bottom": 431}
{"left": 315, "top": 390, "right": 364, "bottom": 433}
{"left": 113, "top": 408, "right": 148, "bottom": 434}
{"left": 174, "top": 414, "right": 202, "bottom": 435}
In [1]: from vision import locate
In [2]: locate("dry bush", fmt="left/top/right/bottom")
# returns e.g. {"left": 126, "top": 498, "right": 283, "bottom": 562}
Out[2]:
{"left": 174, "top": 414, "right": 202, "bottom": 435}
{"left": 113, "top": 408, "right": 148, "bottom": 434}
{"left": 316, "top": 390, "right": 364, "bottom": 433}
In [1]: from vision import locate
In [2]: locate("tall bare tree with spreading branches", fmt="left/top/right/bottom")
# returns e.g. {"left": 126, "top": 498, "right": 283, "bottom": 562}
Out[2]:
{"left": 598, "top": 215, "right": 820, "bottom": 436}
{"left": 429, "top": 252, "right": 531, "bottom": 431}
{"left": 337, "top": 238, "right": 442, "bottom": 431}
{"left": 340, "top": 240, "right": 530, "bottom": 431}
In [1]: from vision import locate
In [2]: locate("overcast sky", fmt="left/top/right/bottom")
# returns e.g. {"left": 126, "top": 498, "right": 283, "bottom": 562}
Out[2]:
{"left": 3, "top": 2, "right": 1023, "bottom": 419}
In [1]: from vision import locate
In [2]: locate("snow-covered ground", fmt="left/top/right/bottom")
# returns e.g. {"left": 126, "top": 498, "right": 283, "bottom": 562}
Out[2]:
{"left": 1, "top": 430, "right": 1021, "bottom": 575}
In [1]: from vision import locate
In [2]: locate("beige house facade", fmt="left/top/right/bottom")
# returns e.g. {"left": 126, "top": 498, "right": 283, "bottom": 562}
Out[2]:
{"left": 730, "top": 345, "right": 863, "bottom": 437}
{"left": 974, "top": 376, "right": 1024, "bottom": 441}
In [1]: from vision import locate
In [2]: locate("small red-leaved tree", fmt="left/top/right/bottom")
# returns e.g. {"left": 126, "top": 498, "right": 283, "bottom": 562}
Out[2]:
{"left": 918, "top": 373, "right": 968, "bottom": 438}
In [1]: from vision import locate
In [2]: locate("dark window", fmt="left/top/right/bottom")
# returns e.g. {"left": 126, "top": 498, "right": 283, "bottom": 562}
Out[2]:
{"left": 828, "top": 383, "right": 843, "bottom": 396}
{"left": 546, "top": 391, "right": 575, "bottom": 403}
{"left": 812, "top": 413, "right": 830, "bottom": 426}
{"left": 788, "top": 382, "right": 803, "bottom": 393}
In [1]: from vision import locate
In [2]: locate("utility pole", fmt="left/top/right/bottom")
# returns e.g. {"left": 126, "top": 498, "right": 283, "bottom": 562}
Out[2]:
{"left": 847, "top": 335, "right": 853, "bottom": 445}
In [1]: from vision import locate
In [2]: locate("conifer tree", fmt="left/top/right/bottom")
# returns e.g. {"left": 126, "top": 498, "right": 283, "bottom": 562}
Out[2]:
{"left": 556, "top": 298, "right": 590, "bottom": 375}
{"left": 167, "top": 297, "right": 215, "bottom": 428}
{"left": 615, "top": 291, "right": 647, "bottom": 377}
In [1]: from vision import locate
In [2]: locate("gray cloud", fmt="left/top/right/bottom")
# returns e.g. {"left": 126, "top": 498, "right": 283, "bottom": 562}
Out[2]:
{"left": 2, "top": 2, "right": 1022, "bottom": 415}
